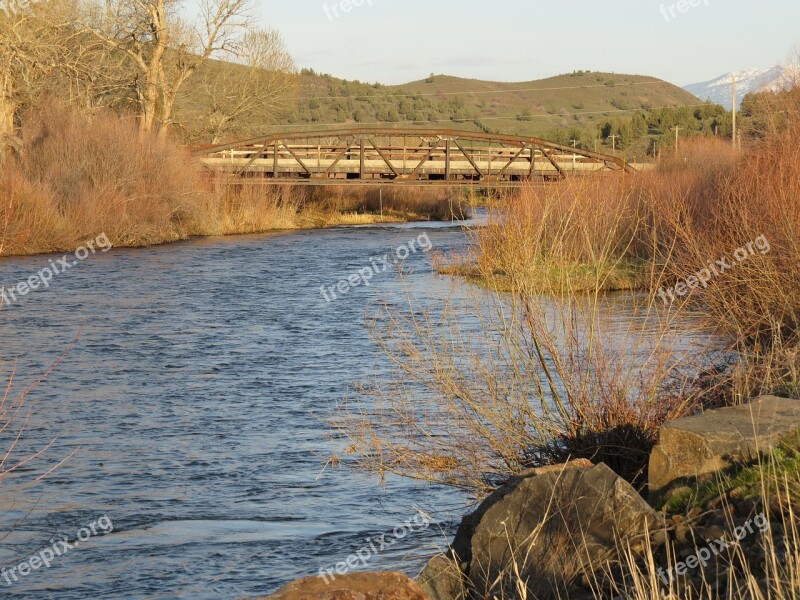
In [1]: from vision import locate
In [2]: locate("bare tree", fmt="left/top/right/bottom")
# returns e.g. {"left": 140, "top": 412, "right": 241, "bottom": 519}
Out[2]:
{"left": 85, "top": 0, "right": 251, "bottom": 136}
{"left": 197, "top": 27, "right": 296, "bottom": 143}
{"left": 0, "top": 0, "right": 80, "bottom": 160}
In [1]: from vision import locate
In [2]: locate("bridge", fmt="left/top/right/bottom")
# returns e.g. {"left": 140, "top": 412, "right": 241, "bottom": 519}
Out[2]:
{"left": 193, "top": 128, "right": 635, "bottom": 186}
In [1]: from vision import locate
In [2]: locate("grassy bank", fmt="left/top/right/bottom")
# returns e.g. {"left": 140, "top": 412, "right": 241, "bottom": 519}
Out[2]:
{"left": 343, "top": 91, "right": 800, "bottom": 489}
{"left": 0, "top": 103, "right": 470, "bottom": 257}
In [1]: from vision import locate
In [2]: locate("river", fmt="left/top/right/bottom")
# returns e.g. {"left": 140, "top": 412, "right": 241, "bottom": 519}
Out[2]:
{"left": 0, "top": 214, "right": 713, "bottom": 598}
{"left": 0, "top": 218, "right": 483, "bottom": 599}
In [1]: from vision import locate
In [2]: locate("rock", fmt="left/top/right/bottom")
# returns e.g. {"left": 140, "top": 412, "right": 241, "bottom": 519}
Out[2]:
{"left": 675, "top": 524, "right": 693, "bottom": 544}
{"left": 449, "top": 462, "right": 661, "bottom": 600}
{"left": 447, "top": 459, "right": 594, "bottom": 568}
{"left": 702, "top": 525, "right": 726, "bottom": 542}
{"left": 736, "top": 500, "right": 756, "bottom": 517}
{"left": 649, "top": 396, "right": 800, "bottom": 498}
{"left": 261, "top": 572, "right": 431, "bottom": 600}
{"left": 664, "top": 485, "right": 693, "bottom": 504}
{"left": 416, "top": 553, "right": 467, "bottom": 600}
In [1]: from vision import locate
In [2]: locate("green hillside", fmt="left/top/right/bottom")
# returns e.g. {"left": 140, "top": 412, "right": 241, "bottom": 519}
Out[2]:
{"left": 176, "top": 68, "right": 706, "bottom": 156}
{"left": 287, "top": 70, "right": 698, "bottom": 135}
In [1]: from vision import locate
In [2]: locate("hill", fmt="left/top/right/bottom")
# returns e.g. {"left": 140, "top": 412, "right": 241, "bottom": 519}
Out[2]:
{"left": 176, "top": 69, "right": 702, "bottom": 145}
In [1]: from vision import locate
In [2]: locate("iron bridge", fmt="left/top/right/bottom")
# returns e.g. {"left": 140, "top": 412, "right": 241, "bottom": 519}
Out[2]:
{"left": 193, "top": 128, "right": 635, "bottom": 186}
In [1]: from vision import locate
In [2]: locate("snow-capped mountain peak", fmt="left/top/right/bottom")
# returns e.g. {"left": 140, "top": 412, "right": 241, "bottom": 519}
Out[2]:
{"left": 684, "top": 66, "right": 798, "bottom": 109}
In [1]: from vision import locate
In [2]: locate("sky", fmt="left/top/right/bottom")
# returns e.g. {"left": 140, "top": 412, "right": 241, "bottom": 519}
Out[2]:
{"left": 253, "top": 0, "right": 800, "bottom": 87}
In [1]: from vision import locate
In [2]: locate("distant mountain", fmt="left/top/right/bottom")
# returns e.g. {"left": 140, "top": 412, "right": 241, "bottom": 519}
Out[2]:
{"left": 684, "top": 66, "right": 799, "bottom": 109}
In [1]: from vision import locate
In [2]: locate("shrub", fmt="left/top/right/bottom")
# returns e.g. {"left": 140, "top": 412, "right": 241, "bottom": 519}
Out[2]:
{"left": 0, "top": 101, "right": 214, "bottom": 254}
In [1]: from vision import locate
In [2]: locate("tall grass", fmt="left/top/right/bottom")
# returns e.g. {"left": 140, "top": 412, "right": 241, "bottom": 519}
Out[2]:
{"left": 342, "top": 206, "right": 705, "bottom": 493}
{"left": 470, "top": 176, "right": 652, "bottom": 293}
{"left": 343, "top": 92, "right": 800, "bottom": 496}
{"left": 639, "top": 121, "right": 800, "bottom": 402}
{"left": 0, "top": 102, "right": 470, "bottom": 256}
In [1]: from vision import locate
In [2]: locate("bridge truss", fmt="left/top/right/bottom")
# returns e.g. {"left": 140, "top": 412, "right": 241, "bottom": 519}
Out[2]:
{"left": 194, "top": 128, "right": 634, "bottom": 186}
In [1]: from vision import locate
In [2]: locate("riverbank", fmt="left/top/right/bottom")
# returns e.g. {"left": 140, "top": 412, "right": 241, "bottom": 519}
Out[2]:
{"left": 0, "top": 102, "right": 470, "bottom": 257}
{"left": 268, "top": 398, "right": 800, "bottom": 599}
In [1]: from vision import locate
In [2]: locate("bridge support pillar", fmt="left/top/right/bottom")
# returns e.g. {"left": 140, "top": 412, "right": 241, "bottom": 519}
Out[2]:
{"left": 359, "top": 138, "right": 365, "bottom": 180}
{"left": 445, "top": 139, "right": 451, "bottom": 181}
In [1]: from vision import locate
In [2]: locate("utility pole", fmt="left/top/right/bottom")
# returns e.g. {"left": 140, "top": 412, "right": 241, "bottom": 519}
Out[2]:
{"left": 671, "top": 126, "right": 683, "bottom": 157}
{"left": 570, "top": 139, "right": 578, "bottom": 170}
{"left": 732, "top": 74, "right": 738, "bottom": 150}
{"left": 608, "top": 134, "right": 619, "bottom": 153}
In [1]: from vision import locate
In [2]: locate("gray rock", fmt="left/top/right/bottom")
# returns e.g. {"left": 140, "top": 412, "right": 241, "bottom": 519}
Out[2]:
{"left": 416, "top": 553, "right": 467, "bottom": 600}
{"left": 452, "top": 462, "right": 661, "bottom": 600}
{"left": 649, "top": 396, "right": 800, "bottom": 498}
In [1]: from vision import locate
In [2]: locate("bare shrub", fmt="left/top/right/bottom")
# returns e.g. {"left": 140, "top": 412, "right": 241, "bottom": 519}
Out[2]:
{"left": 638, "top": 109, "right": 800, "bottom": 402}
{"left": 0, "top": 101, "right": 214, "bottom": 254}
{"left": 343, "top": 231, "right": 706, "bottom": 494}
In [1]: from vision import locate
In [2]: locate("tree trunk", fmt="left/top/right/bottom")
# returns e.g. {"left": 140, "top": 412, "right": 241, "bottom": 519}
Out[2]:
{"left": 0, "top": 94, "right": 16, "bottom": 165}
{"left": 158, "top": 89, "right": 176, "bottom": 141}
{"left": 138, "top": 75, "right": 159, "bottom": 135}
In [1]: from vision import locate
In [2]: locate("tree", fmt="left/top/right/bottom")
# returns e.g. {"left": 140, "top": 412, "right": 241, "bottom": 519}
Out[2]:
{"left": 197, "top": 27, "right": 296, "bottom": 143}
{"left": 0, "top": 0, "right": 80, "bottom": 160}
{"left": 85, "top": 0, "right": 251, "bottom": 136}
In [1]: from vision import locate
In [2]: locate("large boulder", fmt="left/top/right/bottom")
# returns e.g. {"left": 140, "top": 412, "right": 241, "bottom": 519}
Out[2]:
{"left": 649, "top": 395, "right": 800, "bottom": 498}
{"left": 261, "top": 572, "right": 430, "bottom": 600}
{"left": 423, "top": 460, "right": 661, "bottom": 600}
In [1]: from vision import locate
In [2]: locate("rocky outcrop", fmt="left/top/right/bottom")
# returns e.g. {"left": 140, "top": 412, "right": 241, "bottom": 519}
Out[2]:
{"left": 649, "top": 395, "right": 800, "bottom": 498}
{"left": 419, "top": 460, "right": 661, "bottom": 600}
{"left": 262, "top": 572, "right": 430, "bottom": 600}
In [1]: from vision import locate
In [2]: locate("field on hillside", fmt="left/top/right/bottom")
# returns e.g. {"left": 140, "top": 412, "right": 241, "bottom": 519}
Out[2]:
{"left": 175, "top": 68, "right": 702, "bottom": 153}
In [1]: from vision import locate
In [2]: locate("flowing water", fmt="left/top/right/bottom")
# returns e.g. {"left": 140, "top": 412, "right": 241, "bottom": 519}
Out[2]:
{"left": 0, "top": 214, "right": 712, "bottom": 599}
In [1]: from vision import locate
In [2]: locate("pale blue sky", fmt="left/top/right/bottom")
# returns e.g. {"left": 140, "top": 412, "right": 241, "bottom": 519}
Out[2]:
{"left": 253, "top": 0, "right": 800, "bottom": 86}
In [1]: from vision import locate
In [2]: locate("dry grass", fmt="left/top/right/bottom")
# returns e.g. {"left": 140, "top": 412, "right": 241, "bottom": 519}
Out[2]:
{"left": 635, "top": 116, "right": 800, "bottom": 403}
{"left": 0, "top": 102, "right": 471, "bottom": 257}
{"left": 0, "top": 102, "right": 215, "bottom": 255}
{"left": 456, "top": 177, "right": 651, "bottom": 294}
{"left": 342, "top": 235, "right": 704, "bottom": 494}
{"left": 342, "top": 91, "right": 800, "bottom": 496}
{"left": 601, "top": 459, "right": 800, "bottom": 600}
